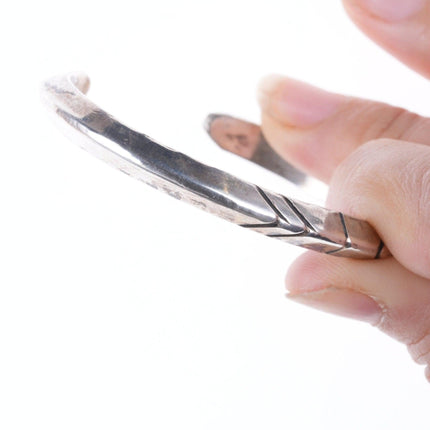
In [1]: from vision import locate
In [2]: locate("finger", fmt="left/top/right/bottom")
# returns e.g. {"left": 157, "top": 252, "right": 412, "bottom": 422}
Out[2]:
{"left": 258, "top": 75, "right": 430, "bottom": 182}
{"left": 342, "top": 0, "right": 430, "bottom": 79}
{"left": 327, "top": 139, "right": 430, "bottom": 280}
{"left": 286, "top": 252, "right": 430, "bottom": 383}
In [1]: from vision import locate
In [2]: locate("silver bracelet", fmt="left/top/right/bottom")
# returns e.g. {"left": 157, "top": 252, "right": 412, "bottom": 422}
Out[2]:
{"left": 41, "top": 72, "right": 387, "bottom": 259}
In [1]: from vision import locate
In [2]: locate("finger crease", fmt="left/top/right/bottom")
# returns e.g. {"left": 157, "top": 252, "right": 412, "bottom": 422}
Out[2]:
{"left": 377, "top": 110, "right": 408, "bottom": 140}
{"left": 408, "top": 330, "right": 430, "bottom": 349}
{"left": 414, "top": 348, "right": 430, "bottom": 365}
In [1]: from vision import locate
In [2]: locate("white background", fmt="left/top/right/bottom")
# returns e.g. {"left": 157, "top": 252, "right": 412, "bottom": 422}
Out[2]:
{"left": 1, "top": 0, "right": 430, "bottom": 428}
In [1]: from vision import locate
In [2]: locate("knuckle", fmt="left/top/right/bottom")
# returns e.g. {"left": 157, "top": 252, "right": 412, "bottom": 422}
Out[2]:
{"left": 374, "top": 108, "right": 424, "bottom": 142}
{"left": 395, "top": 111, "right": 425, "bottom": 141}
{"left": 407, "top": 331, "right": 430, "bottom": 366}
{"left": 401, "top": 155, "right": 430, "bottom": 272}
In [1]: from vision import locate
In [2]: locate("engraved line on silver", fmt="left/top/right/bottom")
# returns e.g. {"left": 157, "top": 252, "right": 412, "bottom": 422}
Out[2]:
{"left": 41, "top": 72, "right": 388, "bottom": 260}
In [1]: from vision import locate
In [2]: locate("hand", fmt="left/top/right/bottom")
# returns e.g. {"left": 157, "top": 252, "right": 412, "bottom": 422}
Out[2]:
{"left": 258, "top": 0, "right": 430, "bottom": 382}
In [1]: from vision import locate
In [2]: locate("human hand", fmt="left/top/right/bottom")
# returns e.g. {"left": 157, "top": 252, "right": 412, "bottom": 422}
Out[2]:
{"left": 257, "top": 0, "right": 430, "bottom": 382}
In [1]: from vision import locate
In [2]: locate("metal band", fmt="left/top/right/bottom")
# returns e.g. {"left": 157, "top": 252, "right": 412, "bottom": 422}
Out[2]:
{"left": 41, "top": 72, "right": 387, "bottom": 259}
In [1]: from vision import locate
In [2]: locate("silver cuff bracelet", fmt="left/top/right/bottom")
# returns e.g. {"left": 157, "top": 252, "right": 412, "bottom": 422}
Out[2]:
{"left": 41, "top": 72, "right": 387, "bottom": 259}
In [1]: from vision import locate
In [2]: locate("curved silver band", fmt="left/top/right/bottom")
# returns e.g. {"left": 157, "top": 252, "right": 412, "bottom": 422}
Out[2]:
{"left": 41, "top": 72, "right": 387, "bottom": 259}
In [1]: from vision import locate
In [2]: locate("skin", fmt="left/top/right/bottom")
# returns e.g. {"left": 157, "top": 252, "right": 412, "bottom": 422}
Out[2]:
{"left": 257, "top": 0, "right": 430, "bottom": 382}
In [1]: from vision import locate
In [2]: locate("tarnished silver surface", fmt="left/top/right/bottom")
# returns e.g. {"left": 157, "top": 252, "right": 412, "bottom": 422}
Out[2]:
{"left": 41, "top": 72, "right": 387, "bottom": 259}
{"left": 203, "top": 113, "right": 328, "bottom": 204}
{"left": 204, "top": 113, "right": 307, "bottom": 183}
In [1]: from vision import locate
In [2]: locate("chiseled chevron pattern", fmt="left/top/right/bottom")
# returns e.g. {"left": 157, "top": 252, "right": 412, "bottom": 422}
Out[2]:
{"left": 240, "top": 187, "right": 385, "bottom": 259}
{"left": 43, "top": 73, "right": 386, "bottom": 260}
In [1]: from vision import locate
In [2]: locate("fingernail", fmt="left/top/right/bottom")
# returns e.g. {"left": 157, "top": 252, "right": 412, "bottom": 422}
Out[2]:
{"left": 287, "top": 287, "right": 383, "bottom": 325}
{"left": 349, "top": 0, "right": 425, "bottom": 22}
{"left": 257, "top": 75, "right": 343, "bottom": 127}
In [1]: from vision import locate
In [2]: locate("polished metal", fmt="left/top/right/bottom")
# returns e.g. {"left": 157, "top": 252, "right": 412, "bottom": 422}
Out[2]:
{"left": 204, "top": 113, "right": 307, "bottom": 183}
{"left": 41, "top": 72, "right": 387, "bottom": 259}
